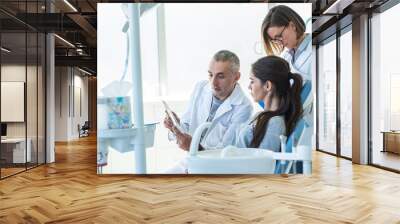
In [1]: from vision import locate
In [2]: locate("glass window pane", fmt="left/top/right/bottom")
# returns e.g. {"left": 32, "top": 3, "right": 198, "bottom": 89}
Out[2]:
{"left": 27, "top": 31, "right": 38, "bottom": 168}
{"left": 340, "top": 29, "right": 352, "bottom": 158}
{"left": 371, "top": 4, "right": 400, "bottom": 171}
{"left": 1, "top": 31, "right": 27, "bottom": 177}
{"left": 318, "top": 37, "right": 337, "bottom": 154}
{"left": 1, "top": 1, "right": 46, "bottom": 178}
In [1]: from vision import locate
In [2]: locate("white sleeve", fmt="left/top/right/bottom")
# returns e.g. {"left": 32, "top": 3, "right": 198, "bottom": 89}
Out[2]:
{"left": 180, "top": 81, "right": 207, "bottom": 132}
{"left": 220, "top": 103, "right": 254, "bottom": 147}
{"left": 167, "top": 81, "right": 206, "bottom": 141}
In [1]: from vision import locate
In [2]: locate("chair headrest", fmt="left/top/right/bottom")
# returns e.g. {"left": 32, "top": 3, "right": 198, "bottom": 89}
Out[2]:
{"left": 286, "top": 80, "right": 312, "bottom": 150}
{"left": 300, "top": 80, "right": 311, "bottom": 104}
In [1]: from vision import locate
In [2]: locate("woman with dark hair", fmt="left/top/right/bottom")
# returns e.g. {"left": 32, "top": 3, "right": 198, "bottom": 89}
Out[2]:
{"left": 261, "top": 5, "right": 311, "bottom": 82}
{"left": 236, "top": 56, "right": 303, "bottom": 152}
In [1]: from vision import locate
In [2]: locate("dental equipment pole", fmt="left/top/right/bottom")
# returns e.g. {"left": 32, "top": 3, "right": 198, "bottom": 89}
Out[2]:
{"left": 129, "top": 3, "right": 146, "bottom": 174}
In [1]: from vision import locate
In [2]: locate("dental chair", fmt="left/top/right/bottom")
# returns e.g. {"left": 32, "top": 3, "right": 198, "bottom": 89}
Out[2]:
{"left": 186, "top": 80, "right": 312, "bottom": 175}
{"left": 276, "top": 80, "right": 312, "bottom": 174}
{"left": 186, "top": 121, "right": 312, "bottom": 174}
{"left": 187, "top": 122, "right": 277, "bottom": 174}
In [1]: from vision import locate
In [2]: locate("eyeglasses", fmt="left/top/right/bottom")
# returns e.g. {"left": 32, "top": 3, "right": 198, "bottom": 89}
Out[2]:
{"left": 270, "top": 25, "right": 287, "bottom": 44}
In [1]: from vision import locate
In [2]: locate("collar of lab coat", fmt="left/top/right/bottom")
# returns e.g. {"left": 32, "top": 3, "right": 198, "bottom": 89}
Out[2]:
{"left": 281, "top": 33, "right": 311, "bottom": 75}
{"left": 296, "top": 33, "right": 311, "bottom": 55}
{"left": 204, "top": 82, "right": 245, "bottom": 121}
{"left": 294, "top": 34, "right": 311, "bottom": 70}
{"left": 282, "top": 33, "right": 311, "bottom": 61}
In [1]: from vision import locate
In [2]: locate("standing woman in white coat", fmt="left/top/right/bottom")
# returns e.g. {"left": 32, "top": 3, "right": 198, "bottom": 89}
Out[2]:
{"left": 261, "top": 5, "right": 312, "bottom": 82}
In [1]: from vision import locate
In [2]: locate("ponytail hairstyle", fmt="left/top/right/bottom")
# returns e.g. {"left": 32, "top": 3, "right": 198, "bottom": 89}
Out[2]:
{"left": 261, "top": 5, "right": 306, "bottom": 55}
{"left": 250, "top": 56, "right": 303, "bottom": 148}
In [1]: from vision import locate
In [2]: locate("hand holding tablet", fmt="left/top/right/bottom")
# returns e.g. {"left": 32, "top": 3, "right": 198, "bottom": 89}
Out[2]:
{"left": 162, "top": 100, "right": 185, "bottom": 133}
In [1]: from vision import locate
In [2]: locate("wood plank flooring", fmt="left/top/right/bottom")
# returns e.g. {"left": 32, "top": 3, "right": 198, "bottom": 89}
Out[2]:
{"left": 0, "top": 167, "right": 26, "bottom": 177}
{"left": 1, "top": 135, "right": 400, "bottom": 223}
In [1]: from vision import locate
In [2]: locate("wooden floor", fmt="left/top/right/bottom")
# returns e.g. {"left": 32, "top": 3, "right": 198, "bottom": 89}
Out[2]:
{"left": 372, "top": 150, "right": 400, "bottom": 171}
{"left": 1, "top": 163, "right": 44, "bottom": 178}
{"left": 1, "top": 135, "right": 400, "bottom": 223}
{"left": 0, "top": 167, "right": 26, "bottom": 178}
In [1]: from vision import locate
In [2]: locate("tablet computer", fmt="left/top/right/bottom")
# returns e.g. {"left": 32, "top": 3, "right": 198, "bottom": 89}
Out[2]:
{"left": 162, "top": 100, "right": 185, "bottom": 133}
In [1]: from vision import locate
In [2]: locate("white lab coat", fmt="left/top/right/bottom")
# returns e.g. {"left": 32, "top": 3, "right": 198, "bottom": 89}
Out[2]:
{"left": 180, "top": 80, "right": 253, "bottom": 149}
{"left": 281, "top": 33, "right": 312, "bottom": 82}
{"left": 281, "top": 33, "right": 313, "bottom": 173}
{"left": 282, "top": 33, "right": 313, "bottom": 145}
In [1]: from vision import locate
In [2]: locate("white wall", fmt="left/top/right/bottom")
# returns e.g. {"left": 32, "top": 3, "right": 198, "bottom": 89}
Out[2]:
{"left": 55, "top": 66, "right": 68, "bottom": 141}
{"left": 1, "top": 65, "right": 28, "bottom": 138}
{"left": 72, "top": 73, "right": 89, "bottom": 138}
{"left": 1, "top": 63, "right": 46, "bottom": 163}
{"left": 55, "top": 67, "right": 89, "bottom": 141}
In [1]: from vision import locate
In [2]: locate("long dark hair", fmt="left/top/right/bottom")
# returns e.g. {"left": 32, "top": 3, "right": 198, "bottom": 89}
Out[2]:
{"left": 261, "top": 5, "right": 306, "bottom": 55}
{"left": 250, "top": 56, "right": 303, "bottom": 148}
